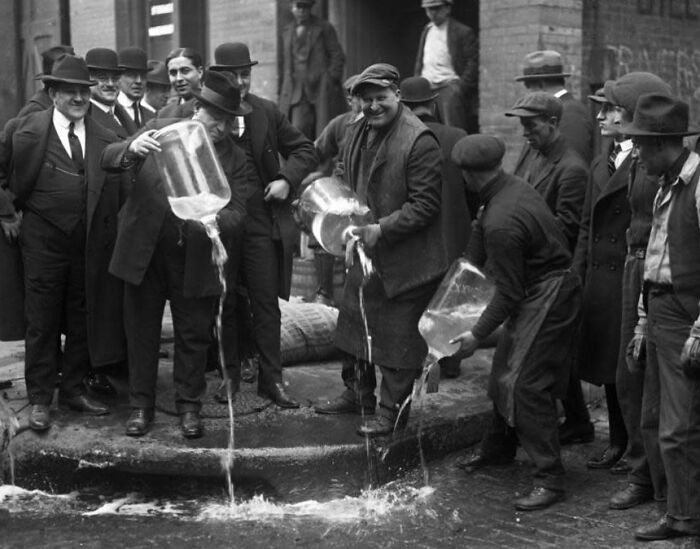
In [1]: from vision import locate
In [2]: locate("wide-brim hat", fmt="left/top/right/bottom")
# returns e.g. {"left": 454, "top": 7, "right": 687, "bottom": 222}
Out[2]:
{"left": 146, "top": 60, "right": 171, "bottom": 87}
{"left": 399, "top": 76, "right": 438, "bottom": 103}
{"left": 86, "top": 48, "right": 123, "bottom": 73}
{"left": 619, "top": 93, "right": 700, "bottom": 137}
{"left": 515, "top": 50, "right": 571, "bottom": 82}
{"left": 209, "top": 43, "right": 258, "bottom": 71}
{"left": 118, "top": 46, "right": 149, "bottom": 72}
{"left": 40, "top": 54, "right": 97, "bottom": 86}
{"left": 191, "top": 70, "right": 252, "bottom": 116}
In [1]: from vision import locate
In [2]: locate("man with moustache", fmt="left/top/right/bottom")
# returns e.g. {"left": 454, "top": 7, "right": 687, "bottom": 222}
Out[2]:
{"left": 85, "top": 48, "right": 137, "bottom": 138}
{"left": 117, "top": 47, "right": 154, "bottom": 129}
{"left": 0, "top": 55, "right": 126, "bottom": 430}
{"left": 314, "top": 64, "right": 447, "bottom": 436}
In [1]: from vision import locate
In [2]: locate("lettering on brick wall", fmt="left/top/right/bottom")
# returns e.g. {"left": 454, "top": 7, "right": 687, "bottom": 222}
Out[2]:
{"left": 638, "top": 0, "right": 698, "bottom": 19}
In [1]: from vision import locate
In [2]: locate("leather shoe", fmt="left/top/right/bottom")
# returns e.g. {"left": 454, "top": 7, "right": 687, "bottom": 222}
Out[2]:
{"left": 258, "top": 383, "right": 299, "bottom": 409}
{"left": 61, "top": 394, "right": 109, "bottom": 415}
{"left": 558, "top": 420, "right": 595, "bottom": 445}
{"left": 29, "top": 404, "right": 51, "bottom": 431}
{"left": 180, "top": 411, "right": 203, "bottom": 439}
{"left": 456, "top": 450, "right": 514, "bottom": 471}
{"left": 609, "top": 483, "right": 654, "bottom": 510}
{"left": 610, "top": 458, "right": 632, "bottom": 475}
{"left": 514, "top": 487, "right": 564, "bottom": 511}
{"left": 315, "top": 395, "right": 375, "bottom": 416}
{"left": 125, "top": 408, "right": 154, "bottom": 437}
{"left": 356, "top": 414, "right": 395, "bottom": 437}
{"left": 634, "top": 517, "right": 684, "bottom": 541}
{"left": 586, "top": 445, "right": 624, "bottom": 469}
{"left": 83, "top": 371, "right": 117, "bottom": 396}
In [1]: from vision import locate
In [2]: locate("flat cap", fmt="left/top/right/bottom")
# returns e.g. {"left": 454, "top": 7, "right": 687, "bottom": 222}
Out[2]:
{"left": 604, "top": 72, "right": 672, "bottom": 113}
{"left": 422, "top": 0, "right": 453, "bottom": 6}
{"left": 505, "top": 92, "right": 563, "bottom": 120}
{"left": 451, "top": 134, "right": 506, "bottom": 171}
{"left": 351, "top": 63, "right": 400, "bottom": 94}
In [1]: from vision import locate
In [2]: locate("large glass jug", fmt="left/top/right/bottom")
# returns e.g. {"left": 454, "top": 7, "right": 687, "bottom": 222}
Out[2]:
{"left": 419, "top": 258, "right": 496, "bottom": 362}
{"left": 153, "top": 120, "right": 231, "bottom": 225}
{"left": 295, "top": 176, "right": 373, "bottom": 257}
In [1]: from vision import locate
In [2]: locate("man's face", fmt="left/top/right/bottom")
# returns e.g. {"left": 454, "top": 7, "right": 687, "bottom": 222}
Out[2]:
{"left": 227, "top": 68, "right": 252, "bottom": 99}
{"left": 50, "top": 83, "right": 91, "bottom": 121}
{"left": 194, "top": 105, "right": 233, "bottom": 143}
{"left": 596, "top": 103, "right": 625, "bottom": 138}
{"left": 520, "top": 115, "right": 557, "bottom": 150}
{"left": 632, "top": 136, "right": 664, "bottom": 175}
{"left": 168, "top": 56, "right": 203, "bottom": 99}
{"left": 360, "top": 85, "right": 400, "bottom": 129}
{"left": 425, "top": 5, "right": 451, "bottom": 26}
{"left": 120, "top": 69, "right": 147, "bottom": 101}
{"left": 291, "top": 2, "right": 312, "bottom": 24}
{"left": 146, "top": 84, "right": 171, "bottom": 109}
{"left": 90, "top": 70, "right": 122, "bottom": 105}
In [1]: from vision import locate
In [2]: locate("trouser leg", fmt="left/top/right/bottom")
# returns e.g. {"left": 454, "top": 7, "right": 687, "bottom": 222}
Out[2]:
{"left": 436, "top": 80, "right": 468, "bottom": 131}
{"left": 290, "top": 100, "right": 316, "bottom": 140}
{"left": 605, "top": 383, "right": 628, "bottom": 448}
{"left": 340, "top": 352, "right": 377, "bottom": 407}
{"left": 377, "top": 366, "right": 419, "bottom": 419}
{"left": 480, "top": 406, "right": 519, "bottom": 458}
{"left": 562, "top": 374, "right": 591, "bottom": 425}
{"left": 314, "top": 249, "right": 336, "bottom": 300}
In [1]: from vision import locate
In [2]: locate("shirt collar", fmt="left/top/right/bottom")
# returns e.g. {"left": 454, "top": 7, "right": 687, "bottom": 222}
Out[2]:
{"left": 553, "top": 89, "right": 568, "bottom": 98}
{"left": 52, "top": 107, "right": 85, "bottom": 131}
{"left": 677, "top": 150, "right": 700, "bottom": 186}
{"left": 618, "top": 139, "right": 633, "bottom": 153}
{"left": 117, "top": 92, "right": 135, "bottom": 109}
{"left": 664, "top": 149, "right": 690, "bottom": 186}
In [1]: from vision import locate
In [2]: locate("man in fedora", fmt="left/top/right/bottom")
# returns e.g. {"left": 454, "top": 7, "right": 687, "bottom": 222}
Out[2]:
{"left": 117, "top": 46, "right": 154, "bottom": 129}
{"left": 86, "top": 47, "right": 137, "bottom": 139}
{"left": 399, "top": 75, "right": 475, "bottom": 378}
{"left": 142, "top": 60, "right": 171, "bottom": 115}
{"left": 208, "top": 42, "right": 317, "bottom": 408}
{"left": 17, "top": 45, "right": 75, "bottom": 118}
{"left": 0, "top": 55, "right": 127, "bottom": 430}
{"left": 279, "top": 0, "right": 346, "bottom": 141}
{"left": 102, "top": 70, "right": 250, "bottom": 439}
{"left": 622, "top": 93, "right": 700, "bottom": 542}
{"left": 516, "top": 50, "right": 594, "bottom": 164}
{"left": 414, "top": 0, "right": 478, "bottom": 133}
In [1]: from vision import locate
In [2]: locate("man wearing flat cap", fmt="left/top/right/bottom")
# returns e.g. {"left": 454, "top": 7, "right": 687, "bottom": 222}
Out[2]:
{"left": 314, "top": 63, "right": 448, "bottom": 437}
{"left": 451, "top": 134, "right": 581, "bottom": 512}
{"left": 279, "top": 0, "right": 346, "bottom": 141}
{"left": 622, "top": 94, "right": 700, "bottom": 542}
{"left": 0, "top": 54, "right": 127, "bottom": 430}
{"left": 117, "top": 46, "right": 155, "bottom": 129}
{"left": 17, "top": 45, "right": 75, "bottom": 118}
{"left": 102, "top": 70, "right": 250, "bottom": 439}
{"left": 414, "top": 0, "right": 478, "bottom": 133}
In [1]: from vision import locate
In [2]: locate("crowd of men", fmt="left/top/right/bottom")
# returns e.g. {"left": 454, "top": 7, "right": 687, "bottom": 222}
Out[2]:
{"left": 0, "top": 0, "right": 699, "bottom": 541}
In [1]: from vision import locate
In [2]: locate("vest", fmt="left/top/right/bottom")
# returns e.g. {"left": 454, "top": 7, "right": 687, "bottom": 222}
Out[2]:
{"left": 25, "top": 126, "right": 85, "bottom": 234}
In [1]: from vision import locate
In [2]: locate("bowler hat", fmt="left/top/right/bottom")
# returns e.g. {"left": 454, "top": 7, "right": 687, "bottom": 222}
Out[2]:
{"left": 515, "top": 50, "right": 571, "bottom": 82}
{"left": 399, "top": 76, "right": 438, "bottom": 103}
{"left": 451, "top": 134, "right": 506, "bottom": 171}
{"left": 85, "top": 48, "right": 123, "bottom": 72}
{"left": 352, "top": 63, "right": 400, "bottom": 94}
{"left": 422, "top": 0, "right": 453, "bottom": 7}
{"left": 191, "top": 70, "right": 252, "bottom": 116}
{"left": 40, "top": 54, "right": 96, "bottom": 87}
{"left": 40, "top": 45, "right": 75, "bottom": 76}
{"left": 604, "top": 72, "right": 671, "bottom": 114}
{"left": 618, "top": 93, "right": 700, "bottom": 137}
{"left": 147, "top": 60, "right": 170, "bottom": 87}
{"left": 118, "top": 46, "right": 149, "bottom": 72}
{"left": 505, "top": 92, "right": 563, "bottom": 120}
{"left": 209, "top": 43, "right": 258, "bottom": 71}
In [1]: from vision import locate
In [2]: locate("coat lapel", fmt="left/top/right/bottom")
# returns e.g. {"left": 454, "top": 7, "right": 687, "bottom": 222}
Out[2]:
{"left": 598, "top": 152, "right": 632, "bottom": 201}
{"left": 246, "top": 95, "right": 269, "bottom": 173}
{"left": 83, "top": 117, "right": 112, "bottom": 230}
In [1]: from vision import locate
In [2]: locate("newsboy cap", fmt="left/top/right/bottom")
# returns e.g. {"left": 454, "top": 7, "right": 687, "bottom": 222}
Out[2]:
{"left": 118, "top": 46, "right": 149, "bottom": 72}
{"left": 451, "top": 135, "right": 506, "bottom": 171}
{"left": 505, "top": 92, "right": 563, "bottom": 120}
{"left": 515, "top": 50, "right": 571, "bottom": 82}
{"left": 619, "top": 93, "right": 699, "bottom": 137}
{"left": 603, "top": 72, "right": 672, "bottom": 114}
{"left": 351, "top": 63, "right": 400, "bottom": 94}
{"left": 587, "top": 85, "right": 609, "bottom": 105}
{"left": 422, "top": 0, "right": 453, "bottom": 7}
{"left": 85, "top": 48, "right": 122, "bottom": 72}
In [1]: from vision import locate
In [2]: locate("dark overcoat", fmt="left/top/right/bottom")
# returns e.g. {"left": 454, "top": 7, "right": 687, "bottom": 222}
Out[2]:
{"left": 16, "top": 90, "right": 53, "bottom": 118}
{"left": 88, "top": 102, "right": 138, "bottom": 138}
{"left": 158, "top": 98, "right": 195, "bottom": 120}
{"left": 279, "top": 14, "right": 346, "bottom": 137}
{"left": 0, "top": 108, "right": 127, "bottom": 365}
{"left": 573, "top": 153, "right": 632, "bottom": 385}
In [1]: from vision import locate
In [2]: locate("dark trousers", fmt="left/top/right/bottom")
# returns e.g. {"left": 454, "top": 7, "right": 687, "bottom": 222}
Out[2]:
{"left": 21, "top": 212, "right": 88, "bottom": 404}
{"left": 645, "top": 289, "right": 700, "bottom": 533}
{"left": 616, "top": 253, "right": 661, "bottom": 493}
{"left": 604, "top": 383, "right": 628, "bottom": 447}
{"left": 124, "top": 221, "right": 217, "bottom": 413}
{"left": 290, "top": 99, "right": 316, "bottom": 140}
{"left": 435, "top": 79, "right": 474, "bottom": 133}
{"left": 561, "top": 373, "right": 591, "bottom": 426}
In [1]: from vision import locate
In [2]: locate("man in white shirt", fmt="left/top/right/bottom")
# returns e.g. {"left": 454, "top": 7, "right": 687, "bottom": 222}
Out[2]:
{"left": 117, "top": 46, "right": 154, "bottom": 128}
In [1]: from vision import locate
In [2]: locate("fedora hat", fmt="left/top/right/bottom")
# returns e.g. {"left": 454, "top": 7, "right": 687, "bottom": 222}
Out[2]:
{"left": 619, "top": 93, "right": 700, "bottom": 137}
{"left": 399, "top": 76, "right": 438, "bottom": 103}
{"left": 515, "top": 50, "right": 571, "bottom": 82}
{"left": 40, "top": 54, "right": 96, "bottom": 86}
{"left": 147, "top": 60, "right": 171, "bottom": 87}
{"left": 118, "top": 46, "right": 149, "bottom": 72}
{"left": 39, "top": 45, "right": 75, "bottom": 77}
{"left": 209, "top": 43, "right": 258, "bottom": 71}
{"left": 85, "top": 48, "right": 123, "bottom": 72}
{"left": 191, "top": 70, "right": 252, "bottom": 116}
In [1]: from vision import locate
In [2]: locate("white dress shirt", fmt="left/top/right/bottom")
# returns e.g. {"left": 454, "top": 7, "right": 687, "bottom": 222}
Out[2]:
{"left": 52, "top": 108, "right": 85, "bottom": 159}
{"left": 421, "top": 21, "right": 458, "bottom": 86}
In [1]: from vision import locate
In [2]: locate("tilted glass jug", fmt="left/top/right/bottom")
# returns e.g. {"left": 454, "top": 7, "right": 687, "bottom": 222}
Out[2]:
{"left": 152, "top": 120, "right": 231, "bottom": 226}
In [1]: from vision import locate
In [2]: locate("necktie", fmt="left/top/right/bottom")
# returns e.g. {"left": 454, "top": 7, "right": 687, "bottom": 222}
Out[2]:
{"left": 132, "top": 103, "right": 141, "bottom": 128}
{"left": 608, "top": 143, "right": 621, "bottom": 175}
{"left": 68, "top": 122, "right": 84, "bottom": 174}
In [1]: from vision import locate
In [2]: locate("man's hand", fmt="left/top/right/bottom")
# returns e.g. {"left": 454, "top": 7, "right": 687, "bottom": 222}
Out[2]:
{"left": 264, "top": 179, "right": 290, "bottom": 202}
{"left": 681, "top": 321, "right": 700, "bottom": 378}
{"left": 349, "top": 223, "right": 382, "bottom": 248}
{"left": 128, "top": 129, "right": 161, "bottom": 158}
{"left": 626, "top": 318, "right": 647, "bottom": 374}
{"left": 0, "top": 212, "right": 22, "bottom": 244}
{"left": 449, "top": 330, "right": 480, "bottom": 360}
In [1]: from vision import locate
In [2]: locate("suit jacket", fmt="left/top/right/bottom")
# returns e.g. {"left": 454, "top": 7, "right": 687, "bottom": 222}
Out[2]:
{"left": 279, "top": 14, "right": 346, "bottom": 136}
{"left": 157, "top": 98, "right": 195, "bottom": 120}
{"left": 16, "top": 89, "right": 53, "bottom": 118}
{"left": 88, "top": 101, "right": 138, "bottom": 139}
{"left": 513, "top": 135, "right": 588, "bottom": 251}
{"left": 104, "top": 118, "right": 248, "bottom": 299}
{"left": 0, "top": 108, "right": 127, "bottom": 364}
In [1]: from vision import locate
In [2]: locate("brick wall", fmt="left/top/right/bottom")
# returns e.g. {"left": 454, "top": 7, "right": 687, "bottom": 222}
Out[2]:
{"left": 70, "top": 0, "right": 117, "bottom": 54}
